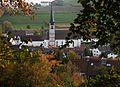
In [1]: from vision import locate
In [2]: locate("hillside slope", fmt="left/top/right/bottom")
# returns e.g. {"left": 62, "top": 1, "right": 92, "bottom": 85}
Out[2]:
{"left": 64, "top": 0, "right": 78, "bottom": 5}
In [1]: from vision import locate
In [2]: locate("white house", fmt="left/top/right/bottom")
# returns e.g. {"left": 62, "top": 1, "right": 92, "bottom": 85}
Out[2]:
{"left": 107, "top": 53, "right": 118, "bottom": 59}
{"left": 90, "top": 46, "right": 118, "bottom": 59}
{"left": 90, "top": 48, "right": 101, "bottom": 57}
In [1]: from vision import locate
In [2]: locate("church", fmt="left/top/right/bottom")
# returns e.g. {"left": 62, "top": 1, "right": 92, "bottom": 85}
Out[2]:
{"left": 9, "top": 4, "right": 81, "bottom": 48}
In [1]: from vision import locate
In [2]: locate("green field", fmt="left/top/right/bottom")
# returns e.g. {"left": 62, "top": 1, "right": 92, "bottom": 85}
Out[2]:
{"left": 64, "top": 0, "right": 78, "bottom": 4}
{"left": 0, "top": 12, "right": 77, "bottom": 29}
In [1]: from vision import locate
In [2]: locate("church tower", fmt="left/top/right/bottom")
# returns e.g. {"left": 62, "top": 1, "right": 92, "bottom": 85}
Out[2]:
{"left": 49, "top": 3, "right": 55, "bottom": 47}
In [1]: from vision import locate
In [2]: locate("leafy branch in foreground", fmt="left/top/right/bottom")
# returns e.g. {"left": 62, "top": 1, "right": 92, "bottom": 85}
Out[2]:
{"left": 68, "top": 0, "right": 120, "bottom": 53}
{"left": 80, "top": 67, "right": 120, "bottom": 87}
{"left": 0, "top": 0, "right": 35, "bottom": 16}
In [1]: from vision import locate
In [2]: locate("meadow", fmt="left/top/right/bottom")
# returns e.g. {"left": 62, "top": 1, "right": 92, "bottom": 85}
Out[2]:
{"left": 0, "top": 12, "right": 77, "bottom": 29}
{"left": 0, "top": 0, "right": 80, "bottom": 30}
{"left": 64, "top": 0, "right": 78, "bottom": 4}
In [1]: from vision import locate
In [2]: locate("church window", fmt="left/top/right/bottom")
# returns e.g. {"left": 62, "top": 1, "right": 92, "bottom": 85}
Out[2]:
{"left": 61, "top": 41, "right": 63, "bottom": 45}
{"left": 44, "top": 42, "right": 46, "bottom": 46}
{"left": 50, "top": 37, "right": 55, "bottom": 41}
{"left": 73, "top": 41, "right": 74, "bottom": 47}
{"left": 51, "top": 26, "right": 53, "bottom": 29}
{"left": 56, "top": 41, "right": 58, "bottom": 47}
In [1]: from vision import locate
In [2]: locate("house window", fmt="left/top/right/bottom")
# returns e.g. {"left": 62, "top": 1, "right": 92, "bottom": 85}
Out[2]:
{"left": 101, "top": 59, "right": 106, "bottom": 65}
{"left": 106, "top": 64, "right": 111, "bottom": 67}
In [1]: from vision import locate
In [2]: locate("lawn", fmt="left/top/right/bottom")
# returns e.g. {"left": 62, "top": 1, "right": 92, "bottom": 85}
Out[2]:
{"left": 0, "top": 12, "right": 77, "bottom": 29}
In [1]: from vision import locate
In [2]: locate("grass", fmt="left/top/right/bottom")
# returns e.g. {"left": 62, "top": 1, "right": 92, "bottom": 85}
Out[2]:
{"left": 0, "top": 12, "right": 77, "bottom": 29}
{"left": 64, "top": 0, "right": 78, "bottom": 4}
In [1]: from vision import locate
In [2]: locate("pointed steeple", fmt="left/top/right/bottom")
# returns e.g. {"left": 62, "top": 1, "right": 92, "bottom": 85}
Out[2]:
{"left": 49, "top": 2, "right": 55, "bottom": 47}
{"left": 50, "top": 3, "right": 55, "bottom": 25}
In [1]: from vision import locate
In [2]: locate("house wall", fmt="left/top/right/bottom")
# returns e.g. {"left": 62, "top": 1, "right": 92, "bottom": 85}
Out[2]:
{"left": 10, "top": 39, "right": 22, "bottom": 45}
{"left": 43, "top": 40, "right": 49, "bottom": 48}
{"left": 91, "top": 48, "right": 101, "bottom": 57}
{"left": 81, "top": 38, "right": 98, "bottom": 43}
{"left": 107, "top": 53, "right": 118, "bottom": 59}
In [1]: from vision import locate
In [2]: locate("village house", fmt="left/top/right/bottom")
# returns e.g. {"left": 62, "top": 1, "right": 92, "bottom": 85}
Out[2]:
{"left": 71, "top": 57, "right": 120, "bottom": 78}
{"left": 89, "top": 45, "right": 118, "bottom": 59}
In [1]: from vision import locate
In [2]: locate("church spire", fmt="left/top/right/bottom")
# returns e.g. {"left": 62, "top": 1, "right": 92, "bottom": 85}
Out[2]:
{"left": 50, "top": 3, "right": 55, "bottom": 25}
{"left": 49, "top": 2, "right": 55, "bottom": 47}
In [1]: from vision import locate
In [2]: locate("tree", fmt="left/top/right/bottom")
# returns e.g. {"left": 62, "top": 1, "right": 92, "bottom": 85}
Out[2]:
{"left": 26, "top": 24, "right": 31, "bottom": 29}
{"left": 51, "top": 61, "right": 83, "bottom": 87}
{"left": 2, "top": 21, "right": 13, "bottom": 33}
{"left": 0, "top": 9, "right": 4, "bottom": 17}
{"left": 0, "top": 0, "right": 33, "bottom": 16}
{"left": 67, "top": 50, "right": 80, "bottom": 60}
{"left": 80, "top": 67, "right": 120, "bottom": 87}
{"left": 68, "top": 0, "right": 120, "bottom": 54}
{"left": 0, "top": 40, "right": 52, "bottom": 87}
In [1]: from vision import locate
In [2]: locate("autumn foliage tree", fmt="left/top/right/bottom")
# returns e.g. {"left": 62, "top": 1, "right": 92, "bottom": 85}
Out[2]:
{"left": 0, "top": 0, "right": 34, "bottom": 16}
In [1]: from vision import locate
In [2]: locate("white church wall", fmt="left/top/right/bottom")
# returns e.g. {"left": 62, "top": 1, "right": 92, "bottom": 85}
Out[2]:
{"left": 43, "top": 40, "right": 49, "bottom": 48}
{"left": 55, "top": 40, "right": 66, "bottom": 47}
{"left": 23, "top": 41, "right": 44, "bottom": 47}
{"left": 72, "top": 39, "right": 81, "bottom": 47}
{"left": 55, "top": 39, "right": 81, "bottom": 48}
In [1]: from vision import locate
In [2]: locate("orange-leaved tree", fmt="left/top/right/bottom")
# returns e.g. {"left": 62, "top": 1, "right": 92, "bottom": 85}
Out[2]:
{"left": 0, "top": 0, "right": 33, "bottom": 16}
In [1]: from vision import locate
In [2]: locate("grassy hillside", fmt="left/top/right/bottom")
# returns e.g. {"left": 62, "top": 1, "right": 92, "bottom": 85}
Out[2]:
{"left": 0, "top": 2, "right": 81, "bottom": 30}
{"left": 0, "top": 12, "right": 77, "bottom": 29}
{"left": 64, "top": 0, "right": 78, "bottom": 5}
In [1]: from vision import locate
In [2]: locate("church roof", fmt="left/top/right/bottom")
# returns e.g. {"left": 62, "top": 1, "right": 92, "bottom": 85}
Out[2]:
{"left": 10, "top": 29, "right": 79, "bottom": 41}
{"left": 49, "top": 5, "right": 55, "bottom": 25}
{"left": 11, "top": 30, "right": 45, "bottom": 41}
{"left": 34, "top": 29, "right": 70, "bottom": 40}
{"left": 41, "top": 29, "right": 70, "bottom": 40}
{"left": 20, "top": 35, "right": 44, "bottom": 41}
{"left": 55, "top": 30, "right": 70, "bottom": 39}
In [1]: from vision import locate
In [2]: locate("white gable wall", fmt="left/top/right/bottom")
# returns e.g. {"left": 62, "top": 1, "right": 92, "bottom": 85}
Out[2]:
{"left": 23, "top": 41, "right": 44, "bottom": 47}
{"left": 107, "top": 53, "right": 118, "bottom": 59}
{"left": 91, "top": 48, "right": 101, "bottom": 57}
